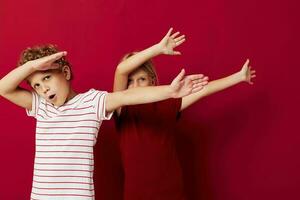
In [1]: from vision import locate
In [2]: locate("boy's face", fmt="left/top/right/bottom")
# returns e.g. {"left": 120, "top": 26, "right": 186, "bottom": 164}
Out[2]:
{"left": 128, "top": 69, "right": 154, "bottom": 89}
{"left": 27, "top": 67, "right": 72, "bottom": 106}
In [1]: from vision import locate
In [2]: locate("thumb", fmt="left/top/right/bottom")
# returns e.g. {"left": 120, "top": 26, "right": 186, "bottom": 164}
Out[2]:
{"left": 165, "top": 27, "right": 173, "bottom": 38}
{"left": 173, "top": 69, "right": 185, "bottom": 83}
{"left": 244, "top": 58, "right": 250, "bottom": 67}
{"left": 173, "top": 51, "right": 182, "bottom": 55}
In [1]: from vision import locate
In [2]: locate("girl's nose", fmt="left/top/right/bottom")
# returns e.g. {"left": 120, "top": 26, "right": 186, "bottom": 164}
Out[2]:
{"left": 133, "top": 81, "right": 139, "bottom": 88}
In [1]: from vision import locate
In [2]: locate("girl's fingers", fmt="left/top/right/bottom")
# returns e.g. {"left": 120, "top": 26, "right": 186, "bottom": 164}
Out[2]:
{"left": 165, "top": 28, "right": 173, "bottom": 38}
{"left": 175, "top": 39, "right": 186, "bottom": 46}
{"left": 173, "top": 69, "right": 186, "bottom": 82}
{"left": 171, "top": 31, "right": 180, "bottom": 39}
{"left": 245, "top": 59, "right": 250, "bottom": 66}
{"left": 174, "top": 35, "right": 185, "bottom": 42}
{"left": 173, "top": 51, "right": 182, "bottom": 55}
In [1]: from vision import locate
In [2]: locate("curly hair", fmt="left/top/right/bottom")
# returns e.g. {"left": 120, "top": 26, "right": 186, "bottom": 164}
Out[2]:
{"left": 18, "top": 44, "right": 72, "bottom": 80}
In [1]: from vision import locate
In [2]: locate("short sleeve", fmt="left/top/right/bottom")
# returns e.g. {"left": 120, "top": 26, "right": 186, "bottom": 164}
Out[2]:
{"left": 93, "top": 90, "right": 113, "bottom": 121}
{"left": 26, "top": 92, "right": 41, "bottom": 118}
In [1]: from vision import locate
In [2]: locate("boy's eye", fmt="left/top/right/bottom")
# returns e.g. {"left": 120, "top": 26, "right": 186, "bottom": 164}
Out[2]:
{"left": 34, "top": 83, "right": 40, "bottom": 89}
{"left": 43, "top": 75, "right": 51, "bottom": 81}
{"left": 139, "top": 77, "right": 146, "bottom": 81}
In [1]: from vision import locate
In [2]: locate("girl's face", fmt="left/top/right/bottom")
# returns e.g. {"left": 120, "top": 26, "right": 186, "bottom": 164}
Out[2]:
{"left": 127, "top": 69, "right": 154, "bottom": 89}
{"left": 27, "top": 66, "right": 73, "bottom": 106}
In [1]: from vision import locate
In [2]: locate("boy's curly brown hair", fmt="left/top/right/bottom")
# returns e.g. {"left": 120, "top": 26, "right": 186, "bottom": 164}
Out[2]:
{"left": 18, "top": 44, "right": 72, "bottom": 79}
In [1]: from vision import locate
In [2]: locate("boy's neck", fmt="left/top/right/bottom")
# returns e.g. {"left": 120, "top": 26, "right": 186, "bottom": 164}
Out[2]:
{"left": 66, "top": 89, "right": 77, "bottom": 102}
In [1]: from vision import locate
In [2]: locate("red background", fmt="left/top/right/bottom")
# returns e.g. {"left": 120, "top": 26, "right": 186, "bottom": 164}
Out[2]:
{"left": 0, "top": 0, "right": 299, "bottom": 199}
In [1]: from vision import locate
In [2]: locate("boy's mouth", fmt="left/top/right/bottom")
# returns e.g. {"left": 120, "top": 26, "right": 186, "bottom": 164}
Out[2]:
{"left": 48, "top": 94, "right": 56, "bottom": 100}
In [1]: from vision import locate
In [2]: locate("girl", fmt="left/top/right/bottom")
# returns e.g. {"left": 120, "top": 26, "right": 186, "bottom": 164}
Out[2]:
{"left": 113, "top": 28, "right": 256, "bottom": 200}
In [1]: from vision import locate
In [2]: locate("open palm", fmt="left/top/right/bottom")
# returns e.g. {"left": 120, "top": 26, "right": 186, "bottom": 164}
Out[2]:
{"left": 240, "top": 59, "right": 256, "bottom": 84}
{"left": 170, "top": 69, "right": 208, "bottom": 98}
{"left": 158, "top": 28, "right": 186, "bottom": 55}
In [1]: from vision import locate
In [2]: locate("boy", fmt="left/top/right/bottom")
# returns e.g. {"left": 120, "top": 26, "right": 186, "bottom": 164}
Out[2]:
{"left": 0, "top": 44, "right": 208, "bottom": 199}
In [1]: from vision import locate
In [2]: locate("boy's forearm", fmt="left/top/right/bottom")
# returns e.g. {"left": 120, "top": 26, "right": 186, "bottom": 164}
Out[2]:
{"left": 0, "top": 62, "right": 35, "bottom": 95}
{"left": 121, "top": 85, "right": 173, "bottom": 106}
{"left": 116, "top": 44, "right": 161, "bottom": 75}
{"left": 106, "top": 85, "right": 173, "bottom": 112}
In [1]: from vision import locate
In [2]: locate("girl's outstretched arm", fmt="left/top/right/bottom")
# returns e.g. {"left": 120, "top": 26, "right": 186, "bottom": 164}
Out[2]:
{"left": 0, "top": 52, "right": 67, "bottom": 110}
{"left": 181, "top": 59, "right": 256, "bottom": 111}
{"left": 107, "top": 69, "right": 206, "bottom": 113}
{"left": 113, "top": 27, "right": 186, "bottom": 92}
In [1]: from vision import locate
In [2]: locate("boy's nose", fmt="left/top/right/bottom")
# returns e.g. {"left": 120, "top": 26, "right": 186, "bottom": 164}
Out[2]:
{"left": 42, "top": 86, "right": 50, "bottom": 94}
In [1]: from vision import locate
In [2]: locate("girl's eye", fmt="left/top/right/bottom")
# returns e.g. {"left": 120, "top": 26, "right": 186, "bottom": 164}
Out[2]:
{"left": 140, "top": 78, "right": 146, "bottom": 81}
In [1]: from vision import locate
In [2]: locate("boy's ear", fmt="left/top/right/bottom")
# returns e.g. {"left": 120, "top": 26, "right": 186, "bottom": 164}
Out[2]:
{"left": 62, "top": 65, "right": 71, "bottom": 80}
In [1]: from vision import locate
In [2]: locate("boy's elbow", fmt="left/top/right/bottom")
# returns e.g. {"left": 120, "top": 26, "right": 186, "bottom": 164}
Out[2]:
{"left": 0, "top": 83, "right": 18, "bottom": 97}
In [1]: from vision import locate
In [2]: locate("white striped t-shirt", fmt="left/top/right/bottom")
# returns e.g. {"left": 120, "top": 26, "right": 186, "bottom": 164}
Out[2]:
{"left": 26, "top": 89, "right": 112, "bottom": 200}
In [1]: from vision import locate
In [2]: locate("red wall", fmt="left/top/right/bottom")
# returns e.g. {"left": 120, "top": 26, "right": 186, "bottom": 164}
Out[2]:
{"left": 0, "top": 0, "right": 299, "bottom": 199}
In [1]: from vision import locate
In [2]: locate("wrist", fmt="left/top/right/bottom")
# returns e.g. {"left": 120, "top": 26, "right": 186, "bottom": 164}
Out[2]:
{"left": 236, "top": 70, "right": 246, "bottom": 82}
{"left": 23, "top": 61, "right": 38, "bottom": 73}
{"left": 167, "top": 85, "right": 177, "bottom": 98}
{"left": 152, "top": 43, "right": 164, "bottom": 55}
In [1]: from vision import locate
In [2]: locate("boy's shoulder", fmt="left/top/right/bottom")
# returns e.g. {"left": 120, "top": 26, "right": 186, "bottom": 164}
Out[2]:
{"left": 77, "top": 88, "right": 109, "bottom": 105}
{"left": 83, "top": 88, "right": 108, "bottom": 97}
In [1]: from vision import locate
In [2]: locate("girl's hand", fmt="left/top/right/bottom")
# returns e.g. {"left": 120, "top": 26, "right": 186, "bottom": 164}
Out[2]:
{"left": 170, "top": 69, "right": 209, "bottom": 98}
{"left": 239, "top": 59, "right": 256, "bottom": 84}
{"left": 26, "top": 51, "right": 67, "bottom": 71}
{"left": 157, "top": 28, "right": 186, "bottom": 55}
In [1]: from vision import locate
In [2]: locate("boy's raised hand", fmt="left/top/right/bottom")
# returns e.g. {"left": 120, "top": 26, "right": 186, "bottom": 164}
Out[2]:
{"left": 157, "top": 28, "right": 186, "bottom": 55}
{"left": 239, "top": 59, "right": 256, "bottom": 84}
{"left": 26, "top": 51, "right": 67, "bottom": 71}
{"left": 170, "top": 69, "right": 209, "bottom": 98}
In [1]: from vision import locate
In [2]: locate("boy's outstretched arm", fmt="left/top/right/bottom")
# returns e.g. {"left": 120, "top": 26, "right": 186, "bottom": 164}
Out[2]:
{"left": 0, "top": 52, "right": 67, "bottom": 110}
{"left": 181, "top": 59, "right": 256, "bottom": 111}
{"left": 107, "top": 69, "right": 206, "bottom": 113}
{"left": 113, "top": 27, "right": 186, "bottom": 92}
